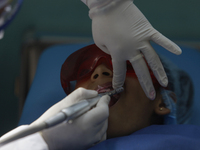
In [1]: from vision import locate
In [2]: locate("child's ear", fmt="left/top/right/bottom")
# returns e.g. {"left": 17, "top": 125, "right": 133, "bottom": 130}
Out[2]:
{"left": 154, "top": 98, "right": 170, "bottom": 115}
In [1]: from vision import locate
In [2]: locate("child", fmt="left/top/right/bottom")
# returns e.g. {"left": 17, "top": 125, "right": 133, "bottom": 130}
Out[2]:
{"left": 61, "top": 44, "right": 193, "bottom": 139}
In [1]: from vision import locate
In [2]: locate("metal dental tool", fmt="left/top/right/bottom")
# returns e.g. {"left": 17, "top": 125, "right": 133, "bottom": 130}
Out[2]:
{"left": 0, "top": 87, "right": 124, "bottom": 145}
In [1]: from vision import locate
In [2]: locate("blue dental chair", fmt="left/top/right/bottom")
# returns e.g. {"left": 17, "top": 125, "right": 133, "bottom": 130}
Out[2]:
{"left": 18, "top": 43, "right": 200, "bottom": 149}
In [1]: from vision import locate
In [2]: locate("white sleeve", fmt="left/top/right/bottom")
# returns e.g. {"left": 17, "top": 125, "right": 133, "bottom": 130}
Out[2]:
{"left": 81, "top": 0, "right": 131, "bottom": 19}
{"left": 0, "top": 125, "right": 49, "bottom": 150}
{"left": 81, "top": 0, "right": 87, "bottom": 5}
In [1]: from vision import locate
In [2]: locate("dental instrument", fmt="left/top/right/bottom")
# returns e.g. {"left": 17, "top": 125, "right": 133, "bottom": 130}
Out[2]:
{"left": 0, "top": 87, "right": 124, "bottom": 145}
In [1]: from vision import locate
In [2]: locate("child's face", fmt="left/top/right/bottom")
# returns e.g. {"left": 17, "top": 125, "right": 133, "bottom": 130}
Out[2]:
{"left": 75, "top": 63, "right": 161, "bottom": 138}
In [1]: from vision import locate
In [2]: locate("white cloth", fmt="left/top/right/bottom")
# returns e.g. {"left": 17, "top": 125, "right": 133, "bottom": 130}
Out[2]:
{"left": 0, "top": 125, "right": 48, "bottom": 150}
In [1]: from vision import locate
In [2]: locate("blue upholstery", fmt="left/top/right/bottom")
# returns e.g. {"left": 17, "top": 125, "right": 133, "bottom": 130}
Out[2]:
{"left": 19, "top": 43, "right": 200, "bottom": 125}
{"left": 19, "top": 43, "right": 89, "bottom": 125}
{"left": 89, "top": 125, "right": 200, "bottom": 150}
{"left": 18, "top": 43, "right": 200, "bottom": 149}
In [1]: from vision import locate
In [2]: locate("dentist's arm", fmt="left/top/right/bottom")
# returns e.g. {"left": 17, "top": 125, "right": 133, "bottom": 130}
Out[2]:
{"left": 0, "top": 126, "right": 48, "bottom": 150}
{"left": 34, "top": 88, "right": 110, "bottom": 150}
{"left": 81, "top": 0, "right": 182, "bottom": 100}
{"left": 0, "top": 88, "right": 110, "bottom": 150}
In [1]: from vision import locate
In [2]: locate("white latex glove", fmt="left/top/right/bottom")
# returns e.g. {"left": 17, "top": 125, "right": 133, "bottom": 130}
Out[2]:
{"left": 31, "top": 88, "right": 110, "bottom": 150}
{"left": 31, "top": 88, "right": 97, "bottom": 126}
{"left": 82, "top": 0, "right": 182, "bottom": 100}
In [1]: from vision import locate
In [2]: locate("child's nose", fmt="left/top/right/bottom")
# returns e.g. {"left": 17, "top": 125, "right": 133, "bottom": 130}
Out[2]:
{"left": 91, "top": 64, "right": 113, "bottom": 81}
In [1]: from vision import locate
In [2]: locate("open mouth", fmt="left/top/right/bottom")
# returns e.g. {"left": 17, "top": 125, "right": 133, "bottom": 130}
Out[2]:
{"left": 95, "top": 82, "right": 121, "bottom": 107}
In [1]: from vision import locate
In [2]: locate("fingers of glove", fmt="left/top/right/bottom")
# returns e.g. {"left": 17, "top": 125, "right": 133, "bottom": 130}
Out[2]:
{"left": 151, "top": 31, "right": 182, "bottom": 55}
{"left": 96, "top": 120, "right": 108, "bottom": 143}
{"left": 95, "top": 43, "right": 110, "bottom": 55}
{"left": 67, "top": 88, "right": 98, "bottom": 104}
{"left": 141, "top": 44, "right": 168, "bottom": 87}
{"left": 83, "top": 95, "right": 110, "bottom": 126}
{"left": 130, "top": 55, "right": 156, "bottom": 100}
{"left": 45, "top": 88, "right": 98, "bottom": 113}
{"left": 92, "top": 120, "right": 108, "bottom": 146}
{"left": 100, "top": 132, "right": 107, "bottom": 143}
{"left": 31, "top": 88, "right": 98, "bottom": 126}
{"left": 112, "top": 59, "right": 127, "bottom": 89}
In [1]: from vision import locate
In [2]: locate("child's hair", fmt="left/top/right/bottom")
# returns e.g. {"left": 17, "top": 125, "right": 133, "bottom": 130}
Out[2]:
{"left": 159, "top": 55, "right": 194, "bottom": 124}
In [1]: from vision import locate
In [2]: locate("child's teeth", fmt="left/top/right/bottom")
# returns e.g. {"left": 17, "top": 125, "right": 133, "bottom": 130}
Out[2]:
{"left": 98, "top": 85, "right": 104, "bottom": 89}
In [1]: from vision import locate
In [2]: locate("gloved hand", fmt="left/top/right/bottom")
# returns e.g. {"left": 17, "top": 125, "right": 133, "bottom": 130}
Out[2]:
{"left": 81, "top": 0, "right": 182, "bottom": 100}
{"left": 31, "top": 88, "right": 110, "bottom": 150}
{"left": 31, "top": 87, "right": 99, "bottom": 126}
